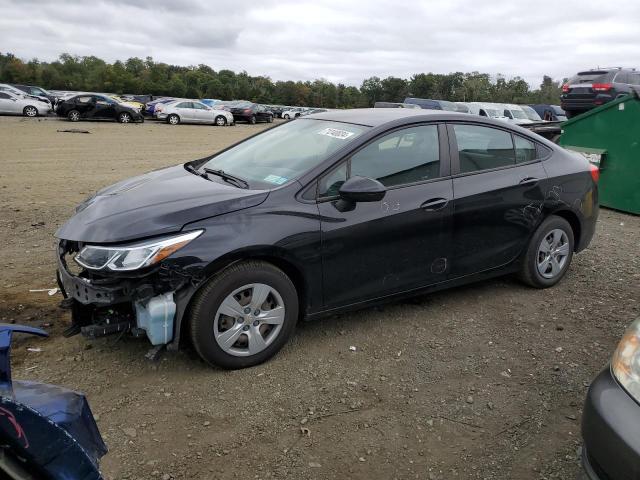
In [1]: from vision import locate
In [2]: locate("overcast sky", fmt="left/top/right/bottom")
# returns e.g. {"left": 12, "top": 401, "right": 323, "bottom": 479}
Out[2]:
{"left": 1, "top": 0, "right": 638, "bottom": 87}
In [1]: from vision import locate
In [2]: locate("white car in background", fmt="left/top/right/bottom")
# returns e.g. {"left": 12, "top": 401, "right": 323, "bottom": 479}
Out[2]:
{"left": 519, "top": 105, "right": 544, "bottom": 122}
{"left": 155, "top": 100, "right": 234, "bottom": 126}
{"left": 498, "top": 104, "right": 533, "bottom": 125}
{"left": 282, "top": 107, "right": 307, "bottom": 119}
{"left": 0, "top": 83, "right": 52, "bottom": 113}
{"left": 0, "top": 90, "right": 50, "bottom": 117}
{"left": 467, "top": 102, "right": 509, "bottom": 121}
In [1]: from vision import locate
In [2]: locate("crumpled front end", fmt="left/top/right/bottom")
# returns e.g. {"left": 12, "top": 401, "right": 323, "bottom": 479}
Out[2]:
{"left": 56, "top": 239, "right": 199, "bottom": 347}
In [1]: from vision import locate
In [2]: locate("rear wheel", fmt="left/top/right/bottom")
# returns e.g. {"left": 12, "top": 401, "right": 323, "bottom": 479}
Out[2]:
{"left": 23, "top": 106, "right": 38, "bottom": 117}
{"left": 118, "top": 112, "right": 132, "bottom": 123}
{"left": 249, "top": 115, "right": 257, "bottom": 124}
{"left": 267, "top": 115, "right": 273, "bottom": 123}
{"left": 519, "top": 215, "right": 574, "bottom": 288}
{"left": 214, "top": 115, "right": 226, "bottom": 126}
{"left": 167, "top": 114, "right": 180, "bottom": 125}
{"left": 67, "top": 110, "right": 80, "bottom": 122}
{"left": 189, "top": 261, "right": 298, "bottom": 369}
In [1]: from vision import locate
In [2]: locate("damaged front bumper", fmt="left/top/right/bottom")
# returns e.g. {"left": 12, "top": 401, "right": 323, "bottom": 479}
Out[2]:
{"left": 56, "top": 240, "right": 196, "bottom": 348}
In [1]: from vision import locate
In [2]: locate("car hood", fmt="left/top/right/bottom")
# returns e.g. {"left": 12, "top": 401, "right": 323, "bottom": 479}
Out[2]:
{"left": 56, "top": 165, "right": 269, "bottom": 243}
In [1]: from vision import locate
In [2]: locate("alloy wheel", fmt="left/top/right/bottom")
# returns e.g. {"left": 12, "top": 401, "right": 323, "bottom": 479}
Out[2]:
{"left": 119, "top": 113, "right": 131, "bottom": 123}
{"left": 536, "top": 229, "right": 570, "bottom": 279}
{"left": 24, "top": 106, "right": 37, "bottom": 117}
{"left": 214, "top": 283, "right": 285, "bottom": 357}
{"left": 215, "top": 116, "right": 226, "bottom": 126}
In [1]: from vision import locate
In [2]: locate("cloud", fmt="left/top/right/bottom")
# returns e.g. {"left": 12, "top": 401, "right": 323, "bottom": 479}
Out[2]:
{"left": 0, "top": 0, "right": 638, "bottom": 87}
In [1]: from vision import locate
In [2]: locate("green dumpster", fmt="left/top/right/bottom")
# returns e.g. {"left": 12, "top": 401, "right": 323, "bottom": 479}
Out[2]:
{"left": 559, "top": 92, "right": 640, "bottom": 214}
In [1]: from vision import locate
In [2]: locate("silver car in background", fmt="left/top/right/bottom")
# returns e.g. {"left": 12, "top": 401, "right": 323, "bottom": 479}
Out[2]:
{"left": 0, "top": 90, "right": 50, "bottom": 117}
{"left": 155, "top": 100, "right": 234, "bottom": 126}
{"left": 0, "top": 83, "right": 52, "bottom": 112}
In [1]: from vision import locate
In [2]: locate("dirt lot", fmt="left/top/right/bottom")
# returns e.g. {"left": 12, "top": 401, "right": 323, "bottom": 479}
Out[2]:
{"left": 0, "top": 115, "right": 638, "bottom": 479}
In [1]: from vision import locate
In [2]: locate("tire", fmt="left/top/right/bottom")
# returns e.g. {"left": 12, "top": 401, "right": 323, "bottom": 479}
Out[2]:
{"left": 189, "top": 261, "right": 298, "bottom": 369}
{"left": 249, "top": 115, "right": 257, "bottom": 125}
{"left": 167, "top": 114, "right": 180, "bottom": 125}
{"left": 23, "top": 105, "right": 38, "bottom": 117}
{"left": 267, "top": 115, "right": 273, "bottom": 123}
{"left": 214, "top": 115, "right": 226, "bottom": 126}
{"left": 118, "top": 112, "right": 132, "bottom": 123}
{"left": 67, "top": 110, "right": 80, "bottom": 122}
{"left": 519, "top": 215, "right": 574, "bottom": 288}
{"left": 283, "top": 114, "right": 290, "bottom": 120}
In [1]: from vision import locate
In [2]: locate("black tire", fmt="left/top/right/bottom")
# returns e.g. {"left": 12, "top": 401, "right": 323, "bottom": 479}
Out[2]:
{"left": 189, "top": 261, "right": 298, "bottom": 369}
{"left": 267, "top": 115, "right": 273, "bottom": 123}
{"left": 167, "top": 114, "right": 180, "bottom": 125}
{"left": 519, "top": 215, "right": 574, "bottom": 288}
{"left": 283, "top": 114, "right": 290, "bottom": 120}
{"left": 67, "top": 110, "right": 80, "bottom": 122}
{"left": 118, "top": 112, "right": 132, "bottom": 123}
{"left": 249, "top": 115, "right": 257, "bottom": 125}
{"left": 23, "top": 105, "right": 38, "bottom": 117}
{"left": 214, "top": 115, "right": 226, "bottom": 126}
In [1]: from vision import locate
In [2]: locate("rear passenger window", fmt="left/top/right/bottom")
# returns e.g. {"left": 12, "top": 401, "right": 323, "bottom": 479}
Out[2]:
{"left": 350, "top": 125, "right": 440, "bottom": 187}
{"left": 514, "top": 136, "right": 537, "bottom": 163}
{"left": 453, "top": 124, "right": 515, "bottom": 173}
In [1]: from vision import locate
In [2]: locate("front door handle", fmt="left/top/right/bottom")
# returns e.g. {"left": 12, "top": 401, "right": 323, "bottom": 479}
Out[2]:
{"left": 519, "top": 177, "right": 540, "bottom": 186}
{"left": 421, "top": 198, "right": 449, "bottom": 211}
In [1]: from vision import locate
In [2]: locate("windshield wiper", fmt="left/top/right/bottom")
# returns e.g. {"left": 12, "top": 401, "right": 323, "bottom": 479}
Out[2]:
{"left": 185, "top": 164, "right": 209, "bottom": 180}
{"left": 204, "top": 168, "right": 249, "bottom": 189}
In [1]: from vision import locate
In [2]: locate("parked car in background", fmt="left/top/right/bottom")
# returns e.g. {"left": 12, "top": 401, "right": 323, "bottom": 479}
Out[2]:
{"left": 403, "top": 97, "right": 458, "bottom": 111}
{"left": 500, "top": 104, "right": 533, "bottom": 125}
{"left": 0, "top": 83, "right": 52, "bottom": 111}
{"left": 282, "top": 107, "right": 307, "bottom": 119}
{"left": 298, "top": 108, "right": 328, "bottom": 117}
{"left": 155, "top": 100, "right": 234, "bottom": 125}
{"left": 519, "top": 105, "right": 543, "bottom": 122}
{"left": 109, "top": 94, "right": 144, "bottom": 111}
{"left": 373, "top": 101, "right": 421, "bottom": 109}
{"left": 201, "top": 98, "right": 222, "bottom": 108}
{"left": 56, "top": 94, "right": 144, "bottom": 123}
{"left": 230, "top": 102, "right": 274, "bottom": 123}
{"left": 0, "top": 90, "right": 50, "bottom": 117}
{"left": 55, "top": 108, "right": 598, "bottom": 369}
{"left": 11, "top": 84, "right": 57, "bottom": 104}
{"left": 530, "top": 104, "right": 567, "bottom": 122}
{"left": 561, "top": 68, "right": 640, "bottom": 118}
{"left": 581, "top": 316, "right": 640, "bottom": 479}
{"left": 466, "top": 102, "right": 509, "bottom": 121}
{"left": 143, "top": 97, "right": 175, "bottom": 116}
{"left": 268, "top": 105, "right": 288, "bottom": 117}
{"left": 455, "top": 102, "right": 470, "bottom": 113}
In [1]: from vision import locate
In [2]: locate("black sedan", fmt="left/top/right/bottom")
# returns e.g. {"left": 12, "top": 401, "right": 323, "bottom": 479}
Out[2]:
{"left": 55, "top": 109, "right": 599, "bottom": 369}
{"left": 228, "top": 102, "right": 273, "bottom": 124}
{"left": 56, "top": 94, "right": 144, "bottom": 123}
{"left": 581, "top": 317, "right": 640, "bottom": 479}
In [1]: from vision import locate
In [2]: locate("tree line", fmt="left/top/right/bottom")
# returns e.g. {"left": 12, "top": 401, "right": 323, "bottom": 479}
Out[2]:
{"left": 0, "top": 52, "right": 564, "bottom": 107}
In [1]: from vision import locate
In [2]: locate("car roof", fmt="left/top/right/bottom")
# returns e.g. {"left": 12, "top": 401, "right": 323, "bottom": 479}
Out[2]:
{"left": 304, "top": 108, "right": 467, "bottom": 126}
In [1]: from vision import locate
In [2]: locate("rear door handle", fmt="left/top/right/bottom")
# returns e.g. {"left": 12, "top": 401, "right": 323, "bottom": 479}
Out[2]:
{"left": 519, "top": 177, "right": 540, "bottom": 186}
{"left": 421, "top": 198, "right": 449, "bottom": 211}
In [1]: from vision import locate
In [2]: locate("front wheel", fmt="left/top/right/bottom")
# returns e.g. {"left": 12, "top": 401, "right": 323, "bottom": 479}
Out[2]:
{"left": 23, "top": 106, "right": 38, "bottom": 117}
{"left": 214, "top": 115, "right": 226, "bottom": 126}
{"left": 67, "top": 110, "right": 80, "bottom": 122}
{"left": 283, "top": 114, "right": 290, "bottom": 119}
{"left": 118, "top": 112, "right": 132, "bottom": 123}
{"left": 189, "top": 261, "right": 298, "bottom": 369}
{"left": 519, "top": 215, "right": 574, "bottom": 288}
{"left": 249, "top": 115, "right": 257, "bottom": 124}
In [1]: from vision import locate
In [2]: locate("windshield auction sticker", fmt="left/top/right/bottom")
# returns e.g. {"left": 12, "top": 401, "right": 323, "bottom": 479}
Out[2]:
{"left": 317, "top": 127, "right": 355, "bottom": 140}
{"left": 263, "top": 174, "right": 288, "bottom": 185}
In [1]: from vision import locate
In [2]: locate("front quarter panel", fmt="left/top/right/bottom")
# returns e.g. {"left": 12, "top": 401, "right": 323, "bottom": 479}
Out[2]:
{"left": 178, "top": 184, "right": 323, "bottom": 313}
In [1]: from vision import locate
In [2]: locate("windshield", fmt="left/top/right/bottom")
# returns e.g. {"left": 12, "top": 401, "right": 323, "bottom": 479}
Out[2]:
{"left": 552, "top": 105, "right": 565, "bottom": 115}
{"left": 438, "top": 101, "right": 458, "bottom": 111}
{"left": 520, "top": 106, "right": 542, "bottom": 121}
{"left": 510, "top": 108, "right": 529, "bottom": 120}
{"left": 200, "top": 119, "right": 368, "bottom": 189}
{"left": 485, "top": 109, "right": 501, "bottom": 118}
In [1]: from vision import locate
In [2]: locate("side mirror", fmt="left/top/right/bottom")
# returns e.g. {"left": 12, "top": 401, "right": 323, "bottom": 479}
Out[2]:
{"left": 338, "top": 176, "right": 386, "bottom": 203}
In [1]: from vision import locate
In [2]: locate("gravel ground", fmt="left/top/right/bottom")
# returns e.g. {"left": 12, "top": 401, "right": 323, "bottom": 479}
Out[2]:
{"left": 0, "top": 116, "right": 638, "bottom": 479}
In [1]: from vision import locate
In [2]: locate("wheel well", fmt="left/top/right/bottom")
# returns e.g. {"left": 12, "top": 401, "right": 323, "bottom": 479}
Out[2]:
{"left": 178, "top": 254, "right": 307, "bottom": 347}
{"left": 553, "top": 210, "right": 581, "bottom": 251}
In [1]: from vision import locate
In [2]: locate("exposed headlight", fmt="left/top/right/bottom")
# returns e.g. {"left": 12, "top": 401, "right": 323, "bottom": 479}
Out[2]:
{"left": 612, "top": 317, "right": 640, "bottom": 401}
{"left": 74, "top": 230, "right": 203, "bottom": 272}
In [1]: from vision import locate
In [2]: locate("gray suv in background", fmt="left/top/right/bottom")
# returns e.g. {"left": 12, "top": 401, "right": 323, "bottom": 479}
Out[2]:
{"left": 560, "top": 68, "right": 640, "bottom": 118}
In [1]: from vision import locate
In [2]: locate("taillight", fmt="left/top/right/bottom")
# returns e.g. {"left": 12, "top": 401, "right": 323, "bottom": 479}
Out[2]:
{"left": 590, "top": 164, "right": 600, "bottom": 183}
{"left": 592, "top": 83, "right": 612, "bottom": 92}
{"left": 562, "top": 84, "right": 570, "bottom": 93}
{"left": 243, "top": 108, "right": 252, "bottom": 113}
